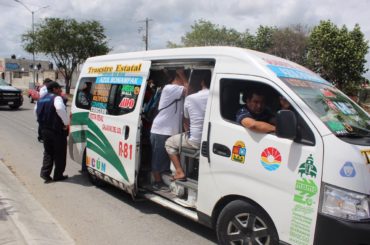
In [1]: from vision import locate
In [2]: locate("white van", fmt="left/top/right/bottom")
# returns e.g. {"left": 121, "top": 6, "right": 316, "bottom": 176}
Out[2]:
{"left": 69, "top": 47, "right": 370, "bottom": 245}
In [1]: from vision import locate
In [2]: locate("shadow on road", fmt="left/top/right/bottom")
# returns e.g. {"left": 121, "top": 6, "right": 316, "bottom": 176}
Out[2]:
{"left": 86, "top": 179, "right": 218, "bottom": 244}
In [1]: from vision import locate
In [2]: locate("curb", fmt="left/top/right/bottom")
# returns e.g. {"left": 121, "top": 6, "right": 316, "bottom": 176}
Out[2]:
{"left": 0, "top": 159, "right": 75, "bottom": 245}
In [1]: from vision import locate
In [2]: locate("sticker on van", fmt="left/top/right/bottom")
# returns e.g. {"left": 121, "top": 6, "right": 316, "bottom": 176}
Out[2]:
{"left": 231, "top": 141, "right": 246, "bottom": 163}
{"left": 289, "top": 155, "right": 319, "bottom": 245}
{"left": 260, "top": 147, "right": 282, "bottom": 171}
{"left": 340, "top": 162, "right": 356, "bottom": 177}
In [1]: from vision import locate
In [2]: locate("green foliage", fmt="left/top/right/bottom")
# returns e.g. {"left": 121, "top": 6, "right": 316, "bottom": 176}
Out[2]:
{"left": 307, "top": 20, "right": 369, "bottom": 94}
{"left": 167, "top": 20, "right": 309, "bottom": 66}
{"left": 22, "top": 18, "right": 110, "bottom": 93}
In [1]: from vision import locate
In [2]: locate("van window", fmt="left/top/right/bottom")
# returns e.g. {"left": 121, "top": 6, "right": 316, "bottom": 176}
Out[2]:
{"left": 75, "top": 77, "right": 96, "bottom": 109}
{"left": 220, "top": 78, "right": 315, "bottom": 145}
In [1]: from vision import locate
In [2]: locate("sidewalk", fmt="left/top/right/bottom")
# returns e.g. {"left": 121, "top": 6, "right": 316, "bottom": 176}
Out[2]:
{"left": 0, "top": 158, "right": 74, "bottom": 245}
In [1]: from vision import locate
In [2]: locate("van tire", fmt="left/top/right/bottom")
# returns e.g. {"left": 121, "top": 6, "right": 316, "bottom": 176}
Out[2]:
{"left": 216, "top": 200, "right": 279, "bottom": 245}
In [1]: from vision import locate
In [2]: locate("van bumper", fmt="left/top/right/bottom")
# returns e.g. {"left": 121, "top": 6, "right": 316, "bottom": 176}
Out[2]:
{"left": 314, "top": 213, "right": 370, "bottom": 245}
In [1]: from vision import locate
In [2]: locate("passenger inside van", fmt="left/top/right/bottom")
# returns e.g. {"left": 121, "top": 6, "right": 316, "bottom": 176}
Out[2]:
{"left": 165, "top": 71, "right": 211, "bottom": 181}
{"left": 236, "top": 89, "right": 276, "bottom": 133}
{"left": 150, "top": 69, "right": 188, "bottom": 191}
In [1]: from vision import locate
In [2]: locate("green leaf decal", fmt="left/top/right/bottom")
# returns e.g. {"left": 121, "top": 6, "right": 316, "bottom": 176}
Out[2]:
{"left": 86, "top": 118, "right": 128, "bottom": 182}
{"left": 71, "top": 112, "right": 89, "bottom": 125}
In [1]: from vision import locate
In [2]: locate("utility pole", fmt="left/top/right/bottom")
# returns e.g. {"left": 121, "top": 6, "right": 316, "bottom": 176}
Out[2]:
{"left": 13, "top": 0, "right": 49, "bottom": 86}
{"left": 139, "top": 18, "right": 152, "bottom": 50}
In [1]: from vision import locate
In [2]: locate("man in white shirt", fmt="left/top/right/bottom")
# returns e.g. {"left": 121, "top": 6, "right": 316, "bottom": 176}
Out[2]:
{"left": 150, "top": 69, "right": 188, "bottom": 191}
{"left": 165, "top": 71, "right": 211, "bottom": 181}
{"left": 36, "top": 81, "right": 69, "bottom": 183}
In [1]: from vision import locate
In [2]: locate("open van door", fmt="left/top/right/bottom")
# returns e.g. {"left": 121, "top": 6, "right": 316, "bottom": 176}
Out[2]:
{"left": 85, "top": 60, "right": 151, "bottom": 196}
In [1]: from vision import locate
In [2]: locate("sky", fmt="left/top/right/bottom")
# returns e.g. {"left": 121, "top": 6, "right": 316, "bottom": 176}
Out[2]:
{"left": 1, "top": 0, "right": 370, "bottom": 78}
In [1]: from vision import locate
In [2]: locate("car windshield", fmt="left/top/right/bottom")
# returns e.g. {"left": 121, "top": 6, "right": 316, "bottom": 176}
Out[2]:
{"left": 0, "top": 78, "right": 8, "bottom": 86}
{"left": 281, "top": 78, "right": 370, "bottom": 137}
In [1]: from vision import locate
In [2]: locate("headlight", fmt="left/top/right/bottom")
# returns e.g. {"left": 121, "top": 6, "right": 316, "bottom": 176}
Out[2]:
{"left": 320, "top": 184, "right": 370, "bottom": 221}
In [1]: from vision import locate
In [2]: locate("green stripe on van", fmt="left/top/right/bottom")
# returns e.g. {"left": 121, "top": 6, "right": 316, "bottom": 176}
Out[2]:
{"left": 86, "top": 118, "right": 128, "bottom": 182}
{"left": 71, "top": 112, "right": 89, "bottom": 125}
{"left": 70, "top": 130, "right": 86, "bottom": 143}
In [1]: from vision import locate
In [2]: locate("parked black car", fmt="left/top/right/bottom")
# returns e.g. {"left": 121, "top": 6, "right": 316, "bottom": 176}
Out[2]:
{"left": 0, "top": 78, "right": 23, "bottom": 109}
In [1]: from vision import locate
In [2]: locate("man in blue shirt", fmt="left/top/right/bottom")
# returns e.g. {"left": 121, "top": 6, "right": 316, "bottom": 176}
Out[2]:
{"left": 236, "top": 89, "right": 275, "bottom": 133}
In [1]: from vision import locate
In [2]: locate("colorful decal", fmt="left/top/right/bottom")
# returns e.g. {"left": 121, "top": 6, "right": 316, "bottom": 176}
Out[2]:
{"left": 267, "top": 64, "right": 329, "bottom": 84}
{"left": 325, "top": 121, "right": 347, "bottom": 135}
{"left": 91, "top": 84, "right": 111, "bottom": 114}
{"left": 340, "top": 162, "right": 356, "bottom": 177}
{"left": 91, "top": 101, "right": 107, "bottom": 109}
{"left": 361, "top": 150, "right": 370, "bottom": 164}
{"left": 343, "top": 123, "right": 353, "bottom": 132}
{"left": 325, "top": 99, "right": 339, "bottom": 112}
{"left": 119, "top": 142, "right": 133, "bottom": 160}
{"left": 121, "top": 85, "right": 136, "bottom": 96}
{"left": 134, "top": 86, "right": 140, "bottom": 95}
{"left": 86, "top": 119, "right": 128, "bottom": 181}
{"left": 91, "top": 107, "right": 107, "bottom": 114}
{"left": 260, "top": 147, "right": 282, "bottom": 171}
{"left": 333, "top": 102, "right": 356, "bottom": 115}
{"left": 102, "top": 124, "right": 122, "bottom": 134}
{"left": 96, "top": 76, "right": 143, "bottom": 85}
{"left": 86, "top": 156, "right": 106, "bottom": 173}
{"left": 298, "top": 154, "right": 317, "bottom": 178}
{"left": 289, "top": 155, "right": 319, "bottom": 245}
{"left": 119, "top": 98, "right": 135, "bottom": 109}
{"left": 231, "top": 141, "right": 246, "bottom": 163}
{"left": 320, "top": 88, "right": 336, "bottom": 98}
{"left": 88, "top": 63, "right": 142, "bottom": 74}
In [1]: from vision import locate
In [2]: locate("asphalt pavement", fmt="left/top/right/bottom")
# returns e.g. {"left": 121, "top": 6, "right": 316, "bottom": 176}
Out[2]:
{"left": 0, "top": 157, "right": 74, "bottom": 245}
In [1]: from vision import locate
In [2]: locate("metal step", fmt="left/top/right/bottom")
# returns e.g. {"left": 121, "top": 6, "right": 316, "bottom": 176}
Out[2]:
{"left": 141, "top": 192, "right": 198, "bottom": 221}
{"left": 174, "top": 178, "right": 198, "bottom": 190}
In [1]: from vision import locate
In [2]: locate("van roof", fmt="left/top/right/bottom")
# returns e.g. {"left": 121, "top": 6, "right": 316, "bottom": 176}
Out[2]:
{"left": 86, "top": 46, "right": 328, "bottom": 85}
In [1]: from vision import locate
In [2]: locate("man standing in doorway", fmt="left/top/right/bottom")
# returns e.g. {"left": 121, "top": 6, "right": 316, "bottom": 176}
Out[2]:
{"left": 36, "top": 81, "right": 69, "bottom": 183}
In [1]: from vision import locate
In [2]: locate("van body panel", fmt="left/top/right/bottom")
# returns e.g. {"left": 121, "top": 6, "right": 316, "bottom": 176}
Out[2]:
{"left": 322, "top": 134, "right": 370, "bottom": 195}
{"left": 200, "top": 73, "right": 324, "bottom": 244}
{"left": 69, "top": 47, "right": 370, "bottom": 245}
{"left": 84, "top": 60, "right": 151, "bottom": 193}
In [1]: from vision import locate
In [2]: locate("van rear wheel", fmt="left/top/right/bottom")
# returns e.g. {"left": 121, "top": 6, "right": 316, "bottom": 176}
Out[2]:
{"left": 216, "top": 200, "right": 278, "bottom": 245}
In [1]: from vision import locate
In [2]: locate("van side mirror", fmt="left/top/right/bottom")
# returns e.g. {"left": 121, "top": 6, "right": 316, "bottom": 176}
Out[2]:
{"left": 276, "top": 110, "right": 297, "bottom": 139}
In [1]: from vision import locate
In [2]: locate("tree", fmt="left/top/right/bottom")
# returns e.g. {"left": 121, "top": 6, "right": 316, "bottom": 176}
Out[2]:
{"left": 307, "top": 20, "right": 369, "bottom": 94}
{"left": 268, "top": 25, "right": 309, "bottom": 65}
{"left": 22, "top": 18, "right": 110, "bottom": 94}
{"left": 167, "top": 19, "right": 245, "bottom": 47}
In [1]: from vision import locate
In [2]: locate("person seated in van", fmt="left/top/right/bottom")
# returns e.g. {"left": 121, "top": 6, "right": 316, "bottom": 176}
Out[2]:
{"left": 150, "top": 69, "right": 188, "bottom": 191}
{"left": 78, "top": 82, "right": 92, "bottom": 107}
{"left": 165, "top": 71, "right": 211, "bottom": 181}
{"left": 236, "top": 89, "right": 276, "bottom": 133}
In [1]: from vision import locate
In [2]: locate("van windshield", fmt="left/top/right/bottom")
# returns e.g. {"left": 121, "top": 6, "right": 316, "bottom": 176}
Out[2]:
{"left": 281, "top": 78, "right": 370, "bottom": 137}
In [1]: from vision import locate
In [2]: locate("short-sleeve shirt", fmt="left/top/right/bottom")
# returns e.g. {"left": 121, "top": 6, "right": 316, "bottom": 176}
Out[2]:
{"left": 184, "top": 89, "right": 209, "bottom": 145}
{"left": 236, "top": 107, "right": 273, "bottom": 124}
{"left": 151, "top": 84, "right": 184, "bottom": 136}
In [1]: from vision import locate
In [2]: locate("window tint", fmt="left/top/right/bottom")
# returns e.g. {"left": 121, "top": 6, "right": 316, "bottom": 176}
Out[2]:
{"left": 75, "top": 77, "right": 96, "bottom": 109}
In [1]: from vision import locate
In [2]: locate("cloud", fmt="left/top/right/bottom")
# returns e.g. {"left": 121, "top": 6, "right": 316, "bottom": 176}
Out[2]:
{"left": 1, "top": 0, "right": 369, "bottom": 77}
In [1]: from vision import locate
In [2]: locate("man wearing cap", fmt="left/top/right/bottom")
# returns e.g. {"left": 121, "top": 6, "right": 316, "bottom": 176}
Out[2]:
{"left": 36, "top": 81, "right": 69, "bottom": 183}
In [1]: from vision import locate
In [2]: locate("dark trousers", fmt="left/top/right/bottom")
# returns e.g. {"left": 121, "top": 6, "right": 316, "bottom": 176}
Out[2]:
{"left": 40, "top": 128, "right": 67, "bottom": 179}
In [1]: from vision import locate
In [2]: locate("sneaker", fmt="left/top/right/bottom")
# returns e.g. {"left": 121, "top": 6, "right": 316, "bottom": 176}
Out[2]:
{"left": 152, "top": 182, "right": 169, "bottom": 192}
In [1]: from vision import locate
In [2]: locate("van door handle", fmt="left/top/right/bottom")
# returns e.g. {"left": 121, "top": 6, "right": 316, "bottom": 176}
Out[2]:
{"left": 212, "top": 143, "right": 231, "bottom": 157}
{"left": 123, "top": 126, "right": 130, "bottom": 140}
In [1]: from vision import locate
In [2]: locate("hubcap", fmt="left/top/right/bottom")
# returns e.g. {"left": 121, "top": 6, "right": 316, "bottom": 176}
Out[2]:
{"left": 226, "top": 213, "right": 270, "bottom": 245}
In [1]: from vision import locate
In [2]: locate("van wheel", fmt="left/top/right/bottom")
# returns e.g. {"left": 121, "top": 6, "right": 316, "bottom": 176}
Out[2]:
{"left": 216, "top": 200, "right": 278, "bottom": 245}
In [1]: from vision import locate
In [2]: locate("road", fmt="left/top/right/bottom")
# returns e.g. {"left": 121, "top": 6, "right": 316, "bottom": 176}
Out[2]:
{"left": 0, "top": 97, "right": 217, "bottom": 245}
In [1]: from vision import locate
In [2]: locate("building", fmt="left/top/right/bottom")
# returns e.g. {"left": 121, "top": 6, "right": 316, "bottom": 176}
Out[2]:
{"left": 0, "top": 56, "right": 81, "bottom": 91}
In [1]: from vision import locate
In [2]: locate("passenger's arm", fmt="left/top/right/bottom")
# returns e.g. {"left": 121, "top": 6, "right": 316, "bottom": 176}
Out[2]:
{"left": 241, "top": 117, "right": 276, "bottom": 133}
